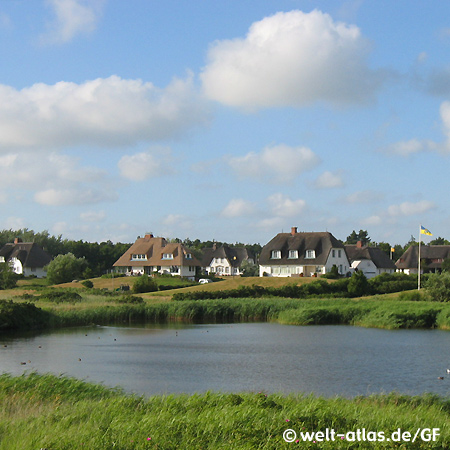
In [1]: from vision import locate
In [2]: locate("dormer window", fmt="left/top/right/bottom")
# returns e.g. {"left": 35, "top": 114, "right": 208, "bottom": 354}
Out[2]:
{"left": 131, "top": 254, "right": 147, "bottom": 261}
{"left": 185, "top": 253, "right": 192, "bottom": 259}
{"left": 162, "top": 253, "right": 173, "bottom": 260}
{"left": 288, "top": 250, "right": 298, "bottom": 259}
{"left": 271, "top": 250, "right": 281, "bottom": 259}
{"left": 305, "top": 250, "right": 315, "bottom": 259}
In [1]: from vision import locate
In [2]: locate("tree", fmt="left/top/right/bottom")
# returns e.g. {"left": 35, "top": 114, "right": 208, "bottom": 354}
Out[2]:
{"left": 240, "top": 260, "right": 259, "bottom": 277}
{"left": 347, "top": 271, "right": 370, "bottom": 297}
{"left": 430, "top": 237, "right": 450, "bottom": 245}
{"left": 0, "top": 263, "right": 18, "bottom": 290}
{"left": 45, "top": 253, "right": 87, "bottom": 285}
{"left": 346, "top": 230, "right": 371, "bottom": 245}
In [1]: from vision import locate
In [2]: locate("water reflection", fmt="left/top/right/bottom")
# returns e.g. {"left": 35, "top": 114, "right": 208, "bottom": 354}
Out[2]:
{"left": 1, "top": 323, "right": 450, "bottom": 398}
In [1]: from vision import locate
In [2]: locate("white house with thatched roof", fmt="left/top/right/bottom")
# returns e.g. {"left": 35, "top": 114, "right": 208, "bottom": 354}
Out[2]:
{"left": 113, "top": 233, "right": 200, "bottom": 280}
{"left": 259, "top": 227, "right": 349, "bottom": 277}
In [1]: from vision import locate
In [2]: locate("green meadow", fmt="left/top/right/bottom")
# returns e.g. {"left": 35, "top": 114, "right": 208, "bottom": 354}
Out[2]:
{"left": 1, "top": 372, "right": 449, "bottom": 450}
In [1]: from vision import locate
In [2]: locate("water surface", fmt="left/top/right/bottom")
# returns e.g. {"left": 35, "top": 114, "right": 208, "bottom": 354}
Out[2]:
{"left": 1, "top": 323, "right": 450, "bottom": 397}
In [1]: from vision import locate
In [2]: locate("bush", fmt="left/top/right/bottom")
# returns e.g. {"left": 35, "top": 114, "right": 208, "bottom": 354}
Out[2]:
{"left": 39, "top": 289, "right": 82, "bottom": 304}
{"left": 424, "top": 272, "right": 450, "bottom": 302}
{"left": 322, "top": 264, "right": 340, "bottom": 279}
{"left": 45, "top": 253, "right": 87, "bottom": 285}
{"left": 347, "top": 271, "right": 371, "bottom": 297}
{"left": 115, "top": 294, "right": 144, "bottom": 304}
{"left": 81, "top": 280, "right": 94, "bottom": 288}
{"left": 132, "top": 275, "right": 158, "bottom": 294}
{"left": 0, "top": 300, "right": 50, "bottom": 330}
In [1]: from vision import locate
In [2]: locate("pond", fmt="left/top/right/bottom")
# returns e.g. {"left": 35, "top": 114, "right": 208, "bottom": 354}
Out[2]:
{"left": 2, "top": 323, "right": 450, "bottom": 397}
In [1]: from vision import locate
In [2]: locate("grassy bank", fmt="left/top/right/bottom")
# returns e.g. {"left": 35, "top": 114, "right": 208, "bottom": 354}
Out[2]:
{"left": 1, "top": 372, "right": 449, "bottom": 449}
{"left": 3, "top": 295, "right": 450, "bottom": 331}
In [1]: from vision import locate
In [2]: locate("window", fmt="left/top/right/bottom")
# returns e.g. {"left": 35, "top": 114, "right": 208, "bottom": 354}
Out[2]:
{"left": 332, "top": 250, "right": 335, "bottom": 258}
{"left": 338, "top": 250, "right": 342, "bottom": 258}
{"left": 271, "top": 250, "right": 281, "bottom": 259}
{"left": 131, "top": 254, "right": 147, "bottom": 261}
{"left": 185, "top": 253, "right": 192, "bottom": 259}
{"left": 288, "top": 250, "right": 298, "bottom": 259}
{"left": 305, "top": 250, "right": 315, "bottom": 259}
{"left": 162, "top": 253, "right": 173, "bottom": 260}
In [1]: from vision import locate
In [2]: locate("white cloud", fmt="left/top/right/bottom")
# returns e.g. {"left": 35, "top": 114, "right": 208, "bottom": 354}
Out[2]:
{"left": 118, "top": 148, "right": 174, "bottom": 181}
{"left": 387, "top": 200, "right": 436, "bottom": 217}
{"left": 314, "top": 170, "right": 345, "bottom": 189}
{"left": 0, "top": 75, "right": 207, "bottom": 151}
{"left": 80, "top": 210, "right": 106, "bottom": 222}
{"left": 41, "top": 0, "right": 104, "bottom": 44}
{"left": 221, "top": 198, "right": 257, "bottom": 218}
{"left": 201, "top": 9, "right": 383, "bottom": 110}
{"left": 344, "top": 190, "right": 384, "bottom": 204}
{"left": 228, "top": 144, "right": 320, "bottom": 183}
{"left": 0, "top": 151, "right": 116, "bottom": 206}
{"left": 34, "top": 187, "right": 116, "bottom": 206}
{"left": 267, "top": 193, "right": 306, "bottom": 217}
{"left": 361, "top": 215, "right": 382, "bottom": 226}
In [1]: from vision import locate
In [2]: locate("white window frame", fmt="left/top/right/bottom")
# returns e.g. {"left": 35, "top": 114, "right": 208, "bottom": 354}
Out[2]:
{"left": 305, "top": 250, "right": 316, "bottom": 259}
{"left": 271, "top": 250, "right": 281, "bottom": 259}
{"left": 288, "top": 250, "right": 298, "bottom": 259}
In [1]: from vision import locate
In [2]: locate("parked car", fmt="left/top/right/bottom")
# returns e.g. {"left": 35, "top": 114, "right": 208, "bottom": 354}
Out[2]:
{"left": 198, "top": 278, "right": 212, "bottom": 284}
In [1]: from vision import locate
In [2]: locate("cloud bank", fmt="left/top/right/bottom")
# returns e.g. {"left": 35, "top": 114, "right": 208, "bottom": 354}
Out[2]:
{"left": 0, "top": 75, "right": 208, "bottom": 151}
{"left": 201, "top": 9, "right": 383, "bottom": 110}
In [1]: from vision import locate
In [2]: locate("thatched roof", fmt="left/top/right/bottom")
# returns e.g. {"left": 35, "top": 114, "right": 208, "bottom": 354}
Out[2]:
{"left": 345, "top": 245, "right": 396, "bottom": 270}
{"left": 201, "top": 244, "right": 254, "bottom": 268}
{"left": 113, "top": 235, "right": 200, "bottom": 267}
{"left": 259, "top": 231, "right": 344, "bottom": 265}
{"left": 0, "top": 242, "right": 52, "bottom": 268}
{"left": 396, "top": 245, "right": 450, "bottom": 270}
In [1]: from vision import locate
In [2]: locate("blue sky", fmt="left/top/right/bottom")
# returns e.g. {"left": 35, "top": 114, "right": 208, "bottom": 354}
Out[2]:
{"left": 0, "top": 0, "right": 449, "bottom": 246}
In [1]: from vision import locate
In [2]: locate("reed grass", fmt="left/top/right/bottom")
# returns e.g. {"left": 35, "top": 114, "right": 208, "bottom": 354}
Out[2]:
{"left": 0, "top": 373, "right": 449, "bottom": 449}
{"left": 4, "top": 294, "right": 450, "bottom": 331}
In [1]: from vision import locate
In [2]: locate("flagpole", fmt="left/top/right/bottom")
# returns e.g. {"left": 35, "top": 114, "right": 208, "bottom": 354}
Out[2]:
{"left": 418, "top": 225, "right": 421, "bottom": 290}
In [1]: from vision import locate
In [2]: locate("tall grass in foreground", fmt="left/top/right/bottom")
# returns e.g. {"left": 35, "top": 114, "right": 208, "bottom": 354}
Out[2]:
{"left": 0, "top": 373, "right": 449, "bottom": 449}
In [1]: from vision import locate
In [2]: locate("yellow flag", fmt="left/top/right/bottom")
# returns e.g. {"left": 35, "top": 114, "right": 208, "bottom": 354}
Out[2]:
{"left": 420, "top": 226, "right": 432, "bottom": 236}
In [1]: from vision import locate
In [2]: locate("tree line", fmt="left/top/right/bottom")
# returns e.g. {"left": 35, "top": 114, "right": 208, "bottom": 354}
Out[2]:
{"left": 1, "top": 228, "right": 448, "bottom": 281}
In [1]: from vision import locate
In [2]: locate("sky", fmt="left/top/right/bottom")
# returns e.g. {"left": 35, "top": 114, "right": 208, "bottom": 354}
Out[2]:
{"left": 0, "top": 0, "right": 449, "bottom": 246}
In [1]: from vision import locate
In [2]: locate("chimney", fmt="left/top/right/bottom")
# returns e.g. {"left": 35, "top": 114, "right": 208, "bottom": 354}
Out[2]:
{"left": 291, "top": 227, "right": 298, "bottom": 236}
{"left": 144, "top": 232, "right": 154, "bottom": 240}
{"left": 356, "top": 240, "right": 363, "bottom": 248}
{"left": 14, "top": 237, "right": 22, "bottom": 244}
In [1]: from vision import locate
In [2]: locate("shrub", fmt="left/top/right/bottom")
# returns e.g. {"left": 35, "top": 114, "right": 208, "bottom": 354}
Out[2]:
{"left": 45, "top": 253, "right": 87, "bottom": 285}
{"left": 322, "top": 264, "right": 340, "bottom": 279}
{"left": 347, "top": 271, "right": 371, "bottom": 297}
{"left": 0, "top": 300, "right": 50, "bottom": 330}
{"left": 81, "top": 280, "right": 94, "bottom": 288}
{"left": 132, "top": 275, "right": 158, "bottom": 294}
{"left": 39, "top": 289, "right": 82, "bottom": 304}
{"left": 115, "top": 294, "right": 144, "bottom": 304}
{"left": 424, "top": 272, "right": 450, "bottom": 302}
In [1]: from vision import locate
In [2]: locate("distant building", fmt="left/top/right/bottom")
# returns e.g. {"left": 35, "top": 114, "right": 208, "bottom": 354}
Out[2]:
{"left": 345, "top": 241, "right": 396, "bottom": 279}
{"left": 0, "top": 238, "right": 52, "bottom": 278}
{"left": 113, "top": 233, "right": 200, "bottom": 280}
{"left": 259, "top": 227, "right": 349, "bottom": 277}
{"left": 396, "top": 245, "right": 450, "bottom": 274}
{"left": 201, "top": 243, "right": 255, "bottom": 276}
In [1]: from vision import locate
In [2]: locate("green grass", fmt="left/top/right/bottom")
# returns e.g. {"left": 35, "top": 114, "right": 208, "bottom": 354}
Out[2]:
{"left": 0, "top": 373, "right": 449, "bottom": 449}
{"left": 4, "top": 293, "right": 450, "bottom": 331}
